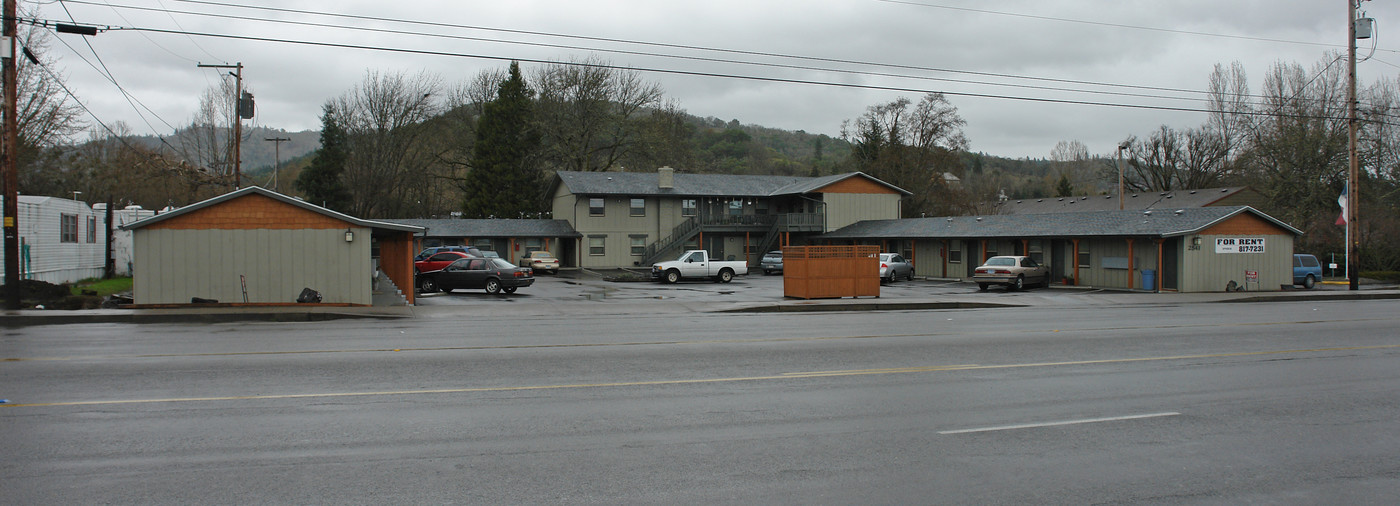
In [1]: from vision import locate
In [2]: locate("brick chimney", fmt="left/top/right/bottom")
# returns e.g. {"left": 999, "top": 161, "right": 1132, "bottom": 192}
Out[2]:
{"left": 658, "top": 166, "right": 674, "bottom": 189}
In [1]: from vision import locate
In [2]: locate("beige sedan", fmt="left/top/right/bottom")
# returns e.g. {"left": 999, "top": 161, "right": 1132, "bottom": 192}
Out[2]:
{"left": 973, "top": 255, "right": 1051, "bottom": 291}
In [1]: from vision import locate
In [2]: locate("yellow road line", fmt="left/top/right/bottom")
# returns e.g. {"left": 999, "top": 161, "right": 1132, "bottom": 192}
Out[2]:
{"left": 5, "top": 344, "right": 1397, "bottom": 408}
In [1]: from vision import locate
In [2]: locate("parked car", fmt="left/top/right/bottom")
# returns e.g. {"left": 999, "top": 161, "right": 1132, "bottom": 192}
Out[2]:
{"left": 760, "top": 251, "right": 784, "bottom": 275}
{"left": 414, "top": 251, "right": 472, "bottom": 274}
{"left": 479, "top": 250, "right": 500, "bottom": 258}
{"left": 522, "top": 250, "right": 560, "bottom": 274}
{"left": 418, "top": 257, "right": 535, "bottom": 294}
{"left": 414, "top": 246, "right": 482, "bottom": 262}
{"left": 1293, "top": 253, "right": 1323, "bottom": 289}
{"left": 973, "top": 255, "right": 1051, "bottom": 291}
{"left": 651, "top": 250, "right": 748, "bottom": 283}
{"left": 879, "top": 253, "right": 914, "bottom": 282}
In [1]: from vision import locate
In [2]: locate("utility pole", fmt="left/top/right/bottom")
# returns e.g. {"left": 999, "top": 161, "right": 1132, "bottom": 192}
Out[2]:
{"left": 3, "top": 0, "right": 20, "bottom": 309}
{"left": 265, "top": 137, "right": 290, "bottom": 192}
{"left": 1346, "top": 1, "right": 1361, "bottom": 291}
{"left": 1116, "top": 142, "right": 1129, "bottom": 210}
{"left": 196, "top": 62, "right": 245, "bottom": 189}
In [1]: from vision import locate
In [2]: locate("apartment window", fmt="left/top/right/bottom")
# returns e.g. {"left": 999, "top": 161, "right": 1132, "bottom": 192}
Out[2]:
{"left": 60, "top": 214, "right": 78, "bottom": 243}
{"left": 1030, "top": 242, "right": 1044, "bottom": 264}
{"left": 985, "top": 246, "right": 997, "bottom": 260}
{"left": 681, "top": 199, "right": 697, "bottom": 217}
{"left": 588, "top": 236, "right": 606, "bottom": 256}
{"left": 755, "top": 200, "right": 769, "bottom": 215}
{"left": 524, "top": 238, "right": 543, "bottom": 253}
{"left": 728, "top": 199, "right": 743, "bottom": 216}
{"left": 630, "top": 198, "right": 646, "bottom": 217}
{"left": 589, "top": 198, "right": 605, "bottom": 217}
{"left": 87, "top": 216, "right": 97, "bottom": 243}
{"left": 1078, "top": 250, "right": 1092, "bottom": 268}
{"left": 948, "top": 242, "right": 962, "bottom": 264}
{"left": 630, "top": 235, "right": 647, "bottom": 256}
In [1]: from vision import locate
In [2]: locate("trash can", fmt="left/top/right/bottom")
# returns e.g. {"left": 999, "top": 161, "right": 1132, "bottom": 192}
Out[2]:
{"left": 1141, "top": 269, "right": 1156, "bottom": 291}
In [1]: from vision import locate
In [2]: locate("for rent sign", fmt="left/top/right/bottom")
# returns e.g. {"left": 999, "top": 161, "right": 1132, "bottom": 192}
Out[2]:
{"left": 1215, "top": 237, "right": 1266, "bottom": 253}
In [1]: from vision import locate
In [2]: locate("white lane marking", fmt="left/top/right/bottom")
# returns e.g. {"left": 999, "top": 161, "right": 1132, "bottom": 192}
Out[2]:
{"left": 938, "top": 412, "right": 1181, "bottom": 435}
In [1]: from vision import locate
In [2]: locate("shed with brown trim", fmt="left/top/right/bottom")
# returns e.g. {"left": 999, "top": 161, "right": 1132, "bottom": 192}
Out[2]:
{"left": 121, "top": 187, "right": 424, "bottom": 306}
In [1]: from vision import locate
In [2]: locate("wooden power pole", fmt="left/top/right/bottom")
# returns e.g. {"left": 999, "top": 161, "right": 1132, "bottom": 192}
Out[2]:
{"left": 4, "top": 0, "right": 20, "bottom": 309}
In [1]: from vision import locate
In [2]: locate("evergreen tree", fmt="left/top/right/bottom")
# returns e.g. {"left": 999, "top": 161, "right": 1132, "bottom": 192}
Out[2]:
{"left": 294, "top": 105, "right": 352, "bottom": 211}
{"left": 1055, "top": 174, "right": 1074, "bottom": 197}
{"left": 461, "top": 62, "right": 543, "bottom": 218}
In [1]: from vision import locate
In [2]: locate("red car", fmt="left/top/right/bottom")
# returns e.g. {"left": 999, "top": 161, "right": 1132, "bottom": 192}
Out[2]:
{"left": 414, "top": 251, "right": 472, "bottom": 274}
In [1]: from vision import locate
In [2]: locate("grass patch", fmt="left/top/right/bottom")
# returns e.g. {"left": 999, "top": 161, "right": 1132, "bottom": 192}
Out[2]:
{"left": 71, "top": 277, "right": 133, "bottom": 297}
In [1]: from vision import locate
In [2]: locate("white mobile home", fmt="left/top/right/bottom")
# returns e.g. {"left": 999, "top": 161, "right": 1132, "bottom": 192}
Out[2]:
{"left": 0, "top": 195, "right": 104, "bottom": 284}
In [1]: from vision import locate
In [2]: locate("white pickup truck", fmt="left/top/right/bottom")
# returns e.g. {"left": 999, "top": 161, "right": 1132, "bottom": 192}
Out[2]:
{"left": 651, "top": 250, "right": 749, "bottom": 283}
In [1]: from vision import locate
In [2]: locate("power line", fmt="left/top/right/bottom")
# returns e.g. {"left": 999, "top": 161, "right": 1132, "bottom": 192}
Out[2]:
{"left": 88, "top": 23, "right": 1382, "bottom": 124}
{"left": 877, "top": 0, "right": 1399, "bottom": 54}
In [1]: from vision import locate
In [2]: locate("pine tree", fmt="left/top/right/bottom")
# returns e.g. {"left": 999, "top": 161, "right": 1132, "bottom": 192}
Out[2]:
{"left": 461, "top": 62, "right": 544, "bottom": 218}
{"left": 294, "top": 105, "right": 352, "bottom": 211}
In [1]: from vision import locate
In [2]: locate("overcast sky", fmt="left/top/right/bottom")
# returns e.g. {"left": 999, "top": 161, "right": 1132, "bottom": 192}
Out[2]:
{"left": 29, "top": 0, "right": 1400, "bottom": 159}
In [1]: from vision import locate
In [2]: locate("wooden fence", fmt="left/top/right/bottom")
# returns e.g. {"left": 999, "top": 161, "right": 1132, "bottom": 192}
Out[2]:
{"left": 783, "top": 245, "right": 880, "bottom": 299}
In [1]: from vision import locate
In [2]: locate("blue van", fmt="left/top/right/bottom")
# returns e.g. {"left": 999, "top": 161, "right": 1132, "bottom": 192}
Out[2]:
{"left": 1293, "top": 254, "right": 1322, "bottom": 289}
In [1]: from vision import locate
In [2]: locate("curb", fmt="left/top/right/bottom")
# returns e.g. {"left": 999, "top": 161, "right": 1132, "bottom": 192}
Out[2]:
{"left": 0, "top": 309, "right": 413, "bottom": 328}
{"left": 720, "top": 301, "right": 1022, "bottom": 313}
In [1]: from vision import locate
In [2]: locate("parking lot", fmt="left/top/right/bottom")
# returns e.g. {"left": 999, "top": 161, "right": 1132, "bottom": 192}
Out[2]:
{"left": 413, "top": 270, "right": 1065, "bottom": 306}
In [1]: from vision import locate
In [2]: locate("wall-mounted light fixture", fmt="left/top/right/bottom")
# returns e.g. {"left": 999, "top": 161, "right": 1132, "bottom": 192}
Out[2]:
{"left": 1192, "top": 236, "right": 1201, "bottom": 246}
{"left": 345, "top": 228, "right": 355, "bottom": 242}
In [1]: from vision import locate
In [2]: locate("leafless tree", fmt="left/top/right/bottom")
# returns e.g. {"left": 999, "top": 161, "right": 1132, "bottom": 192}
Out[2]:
{"left": 843, "top": 93, "right": 970, "bottom": 217}
{"left": 11, "top": 21, "right": 85, "bottom": 156}
{"left": 332, "top": 70, "right": 445, "bottom": 218}
{"left": 531, "top": 57, "right": 665, "bottom": 172}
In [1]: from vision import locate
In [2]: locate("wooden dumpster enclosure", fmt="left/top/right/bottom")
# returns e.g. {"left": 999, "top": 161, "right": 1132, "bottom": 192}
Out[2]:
{"left": 783, "top": 245, "right": 881, "bottom": 299}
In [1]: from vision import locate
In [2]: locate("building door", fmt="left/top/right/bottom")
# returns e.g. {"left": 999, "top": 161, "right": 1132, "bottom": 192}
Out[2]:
{"left": 1049, "top": 240, "right": 1067, "bottom": 281}
{"left": 1162, "top": 238, "right": 1180, "bottom": 290}
{"left": 966, "top": 240, "right": 980, "bottom": 277}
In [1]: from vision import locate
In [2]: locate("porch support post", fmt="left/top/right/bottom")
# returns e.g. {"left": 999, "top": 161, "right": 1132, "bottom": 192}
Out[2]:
{"left": 1072, "top": 239, "right": 1081, "bottom": 286}
{"left": 1126, "top": 238, "right": 1135, "bottom": 290}
{"left": 941, "top": 239, "right": 948, "bottom": 277}
{"left": 1155, "top": 239, "right": 1164, "bottom": 293}
{"left": 980, "top": 239, "right": 989, "bottom": 262}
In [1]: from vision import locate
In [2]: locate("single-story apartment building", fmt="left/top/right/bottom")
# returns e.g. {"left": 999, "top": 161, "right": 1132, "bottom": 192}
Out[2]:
{"left": 820, "top": 206, "right": 1301, "bottom": 292}
{"left": 122, "top": 187, "right": 423, "bottom": 306}
{"left": 385, "top": 218, "right": 583, "bottom": 268}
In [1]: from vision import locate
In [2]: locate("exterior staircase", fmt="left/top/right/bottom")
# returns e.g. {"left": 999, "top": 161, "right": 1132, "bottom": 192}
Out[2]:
{"left": 371, "top": 270, "right": 410, "bottom": 306}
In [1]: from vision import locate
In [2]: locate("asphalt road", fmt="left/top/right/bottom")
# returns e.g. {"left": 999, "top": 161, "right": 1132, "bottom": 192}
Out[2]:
{"left": 3, "top": 298, "right": 1398, "bottom": 503}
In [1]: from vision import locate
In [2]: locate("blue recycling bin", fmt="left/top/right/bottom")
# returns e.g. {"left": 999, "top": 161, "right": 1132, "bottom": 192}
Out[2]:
{"left": 1141, "top": 269, "right": 1156, "bottom": 291}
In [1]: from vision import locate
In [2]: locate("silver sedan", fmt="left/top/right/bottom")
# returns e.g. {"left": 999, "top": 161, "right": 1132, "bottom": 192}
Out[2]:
{"left": 879, "top": 253, "right": 914, "bottom": 283}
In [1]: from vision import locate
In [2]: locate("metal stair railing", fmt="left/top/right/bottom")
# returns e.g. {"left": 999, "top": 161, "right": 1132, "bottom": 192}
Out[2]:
{"left": 640, "top": 216, "right": 702, "bottom": 265}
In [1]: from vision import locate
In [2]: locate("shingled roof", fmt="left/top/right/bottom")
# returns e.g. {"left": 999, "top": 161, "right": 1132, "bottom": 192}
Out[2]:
{"left": 820, "top": 206, "right": 1300, "bottom": 240}
{"left": 120, "top": 186, "right": 424, "bottom": 233}
{"left": 383, "top": 219, "right": 582, "bottom": 238}
{"left": 553, "top": 170, "right": 910, "bottom": 197}
{"left": 995, "top": 187, "right": 1264, "bottom": 214}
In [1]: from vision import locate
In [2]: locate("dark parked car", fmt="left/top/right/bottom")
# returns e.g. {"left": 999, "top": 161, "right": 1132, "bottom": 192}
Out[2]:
{"left": 414, "top": 246, "right": 482, "bottom": 262}
{"left": 418, "top": 257, "right": 535, "bottom": 294}
{"left": 973, "top": 255, "right": 1051, "bottom": 291}
{"left": 760, "top": 251, "right": 783, "bottom": 275}
{"left": 414, "top": 251, "right": 472, "bottom": 274}
{"left": 1293, "top": 254, "right": 1322, "bottom": 289}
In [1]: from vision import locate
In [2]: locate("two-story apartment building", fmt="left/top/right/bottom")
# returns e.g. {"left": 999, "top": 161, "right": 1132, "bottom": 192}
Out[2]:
{"left": 550, "top": 167, "right": 909, "bottom": 269}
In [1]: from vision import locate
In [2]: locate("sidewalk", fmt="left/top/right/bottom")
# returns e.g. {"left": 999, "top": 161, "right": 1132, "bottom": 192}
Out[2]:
{"left": 4, "top": 284, "right": 1399, "bottom": 327}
